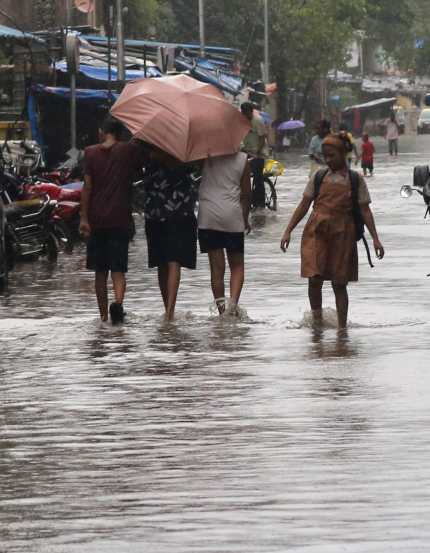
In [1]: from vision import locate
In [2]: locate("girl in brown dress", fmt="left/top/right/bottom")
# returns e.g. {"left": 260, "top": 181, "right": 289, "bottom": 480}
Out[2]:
{"left": 280, "top": 134, "right": 385, "bottom": 329}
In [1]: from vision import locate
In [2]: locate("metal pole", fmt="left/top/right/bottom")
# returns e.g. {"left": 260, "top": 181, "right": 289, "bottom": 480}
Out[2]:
{"left": 199, "top": 0, "right": 205, "bottom": 58}
{"left": 264, "top": 0, "right": 269, "bottom": 83}
{"left": 107, "top": 3, "right": 113, "bottom": 103}
{"left": 70, "top": 72, "right": 77, "bottom": 151}
{"left": 66, "top": 0, "right": 72, "bottom": 28}
{"left": 116, "top": 0, "right": 126, "bottom": 82}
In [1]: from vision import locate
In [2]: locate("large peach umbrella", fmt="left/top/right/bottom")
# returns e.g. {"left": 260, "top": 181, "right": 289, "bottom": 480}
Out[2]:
{"left": 111, "top": 74, "right": 250, "bottom": 162}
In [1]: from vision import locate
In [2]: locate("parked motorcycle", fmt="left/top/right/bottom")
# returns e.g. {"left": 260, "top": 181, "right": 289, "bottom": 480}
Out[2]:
{"left": 0, "top": 197, "right": 8, "bottom": 291}
{"left": 0, "top": 170, "right": 59, "bottom": 269}
{"left": 400, "top": 165, "right": 430, "bottom": 215}
{"left": 400, "top": 165, "right": 430, "bottom": 276}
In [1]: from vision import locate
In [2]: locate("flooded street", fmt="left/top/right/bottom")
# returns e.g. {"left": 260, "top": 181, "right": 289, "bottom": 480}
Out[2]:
{"left": 1, "top": 136, "right": 430, "bottom": 552}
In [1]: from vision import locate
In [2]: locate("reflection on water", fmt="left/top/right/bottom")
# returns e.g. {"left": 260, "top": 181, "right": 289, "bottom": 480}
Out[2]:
{"left": 2, "top": 137, "right": 430, "bottom": 552}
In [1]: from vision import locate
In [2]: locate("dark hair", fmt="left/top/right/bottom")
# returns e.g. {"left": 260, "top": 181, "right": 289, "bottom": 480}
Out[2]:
{"left": 101, "top": 117, "right": 124, "bottom": 139}
{"left": 241, "top": 102, "right": 254, "bottom": 114}
{"left": 320, "top": 119, "right": 331, "bottom": 130}
{"left": 339, "top": 123, "right": 349, "bottom": 132}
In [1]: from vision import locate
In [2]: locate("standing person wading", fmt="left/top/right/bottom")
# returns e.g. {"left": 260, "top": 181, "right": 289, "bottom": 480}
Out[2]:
{"left": 386, "top": 112, "right": 400, "bottom": 157}
{"left": 198, "top": 152, "right": 251, "bottom": 315}
{"left": 143, "top": 147, "right": 198, "bottom": 322}
{"left": 240, "top": 102, "right": 268, "bottom": 209}
{"left": 80, "top": 118, "right": 143, "bottom": 325}
{"left": 280, "top": 134, "right": 385, "bottom": 330}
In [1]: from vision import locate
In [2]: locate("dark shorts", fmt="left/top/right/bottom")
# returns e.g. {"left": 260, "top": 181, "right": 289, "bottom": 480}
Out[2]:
{"left": 145, "top": 216, "right": 197, "bottom": 269}
{"left": 86, "top": 228, "right": 130, "bottom": 273}
{"left": 361, "top": 160, "right": 374, "bottom": 172}
{"left": 198, "top": 229, "right": 245, "bottom": 254}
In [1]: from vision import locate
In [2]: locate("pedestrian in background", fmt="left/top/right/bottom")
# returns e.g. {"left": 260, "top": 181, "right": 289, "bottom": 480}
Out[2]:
{"left": 360, "top": 134, "right": 375, "bottom": 177}
{"left": 386, "top": 112, "right": 400, "bottom": 157}
{"left": 308, "top": 119, "right": 331, "bottom": 175}
{"left": 280, "top": 133, "right": 384, "bottom": 330}
{"left": 339, "top": 123, "right": 359, "bottom": 167}
{"left": 198, "top": 152, "right": 251, "bottom": 315}
{"left": 241, "top": 102, "right": 268, "bottom": 209}
{"left": 80, "top": 117, "right": 143, "bottom": 325}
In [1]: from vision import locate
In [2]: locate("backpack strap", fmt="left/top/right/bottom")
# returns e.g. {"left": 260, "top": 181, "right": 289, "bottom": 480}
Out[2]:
{"left": 313, "top": 168, "right": 330, "bottom": 202}
{"left": 349, "top": 169, "right": 374, "bottom": 268}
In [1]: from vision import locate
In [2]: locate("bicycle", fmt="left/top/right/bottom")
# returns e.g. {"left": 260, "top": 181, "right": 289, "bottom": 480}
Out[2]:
{"left": 250, "top": 159, "right": 285, "bottom": 211}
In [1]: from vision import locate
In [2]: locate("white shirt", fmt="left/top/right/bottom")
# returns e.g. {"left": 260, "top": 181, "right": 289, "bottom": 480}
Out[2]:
{"left": 198, "top": 152, "right": 248, "bottom": 233}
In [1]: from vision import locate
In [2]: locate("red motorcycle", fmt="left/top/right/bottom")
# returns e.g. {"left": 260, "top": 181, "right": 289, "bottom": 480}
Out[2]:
{"left": 23, "top": 180, "right": 83, "bottom": 252}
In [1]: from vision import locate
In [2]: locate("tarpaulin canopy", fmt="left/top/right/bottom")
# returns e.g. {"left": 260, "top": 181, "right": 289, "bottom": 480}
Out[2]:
{"left": 55, "top": 61, "right": 161, "bottom": 82}
{"left": 343, "top": 97, "right": 397, "bottom": 113}
{"left": 34, "top": 84, "right": 118, "bottom": 102}
{"left": 0, "top": 23, "right": 45, "bottom": 43}
{"left": 175, "top": 57, "right": 243, "bottom": 96}
{"left": 80, "top": 35, "right": 239, "bottom": 56}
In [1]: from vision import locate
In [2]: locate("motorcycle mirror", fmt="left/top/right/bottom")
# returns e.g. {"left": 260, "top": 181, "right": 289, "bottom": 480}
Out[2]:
{"left": 400, "top": 185, "right": 413, "bottom": 198}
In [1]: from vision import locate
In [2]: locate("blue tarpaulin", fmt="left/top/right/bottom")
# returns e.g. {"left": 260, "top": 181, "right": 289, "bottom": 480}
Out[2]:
{"left": 34, "top": 85, "right": 118, "bottom": 102}
{"left": 0, "top": 23, "right": 45, "bottom": 43}
{"left": 175, "top": 57, "right": 243, "bottom": 96}
{"left": 55, "top": 61, "right": 161, "bottom": 81}
{"left": 80, "top": 35, "right": 239, "bottom": 55}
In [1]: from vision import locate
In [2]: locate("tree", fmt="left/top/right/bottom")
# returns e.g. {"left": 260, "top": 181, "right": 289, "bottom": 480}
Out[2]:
{"left": 124, "top": 0, "right": 159, "bottom": 38}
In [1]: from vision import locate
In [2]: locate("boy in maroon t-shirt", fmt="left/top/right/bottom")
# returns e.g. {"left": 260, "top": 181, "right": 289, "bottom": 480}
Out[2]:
{"left": 80, "top": 118, "right": 143, "bottom": 325}
{"left": 360, "top": 134, "right": 375, "bottom": 177}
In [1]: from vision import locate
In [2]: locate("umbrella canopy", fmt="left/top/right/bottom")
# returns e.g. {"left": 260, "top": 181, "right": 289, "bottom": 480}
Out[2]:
{"left": 278, "top": 120, "right": 305, "bottom": 131}
{"left": 111, "top": 74, "right": 250, "bottom": 162}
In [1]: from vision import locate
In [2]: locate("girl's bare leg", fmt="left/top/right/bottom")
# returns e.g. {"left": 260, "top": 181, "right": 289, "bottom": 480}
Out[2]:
{"left": 157, "top": 265, "right": 168, "bottom": 309}
{"left": 208, "top": 249, "right": 226, "bottom": 313}
{"left": 332, "top": 282, "right": 349, "bottom": 329}
{"left": 165, "top": 262, "right": 181, "bottom": 321}
{"left": 308, "top": 277, "right": 324, "bottom": 324}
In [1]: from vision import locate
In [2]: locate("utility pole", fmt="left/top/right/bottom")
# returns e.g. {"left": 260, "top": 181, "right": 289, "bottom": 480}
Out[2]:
{"left": 199, "top": 0, "right": 205, "bottom": 58}
{"left": 264, "top": 0, "right": 270, "bottom": 83}
{"left": 116, "top": 0, "right": 126, "bottom": 82}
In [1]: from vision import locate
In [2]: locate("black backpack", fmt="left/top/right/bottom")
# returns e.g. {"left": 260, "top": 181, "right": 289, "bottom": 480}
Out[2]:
{"left": 313, "top": 168, "right": 374, "bottom": 267}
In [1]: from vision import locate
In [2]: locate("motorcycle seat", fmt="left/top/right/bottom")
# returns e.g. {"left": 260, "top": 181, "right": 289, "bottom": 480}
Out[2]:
{"left": 4, "top": 199, "right": 45, "bottom": 221}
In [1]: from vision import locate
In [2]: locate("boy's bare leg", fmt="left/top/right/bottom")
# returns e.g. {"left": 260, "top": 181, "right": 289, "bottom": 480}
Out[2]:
{"left": 308, "top": 277, "right": 324, "bottom": 324}
{"left": 227, "top": 251, "right": 245, "bottom": 306}
{"left": 208, "top": 249, "right": 226, "bottom": 313}
{"left": 165, "top": 262, "right": 181, "bottom": 321}
{"left": 157, "top": 265, "right": 169, "bottom": 309}
{"left": 111, "top": 272, "right": 126, "bottom": 305}
{"left": 95, "top": 271, "right": 109, "bottom": 321}
{"left": 332, "top": 282, "right": 349, "bottom": 329}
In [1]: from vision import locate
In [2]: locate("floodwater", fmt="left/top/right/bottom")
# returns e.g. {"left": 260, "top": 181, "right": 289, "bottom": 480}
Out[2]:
{"left": 1, "top": 136, "right": 430, "bottom": 552}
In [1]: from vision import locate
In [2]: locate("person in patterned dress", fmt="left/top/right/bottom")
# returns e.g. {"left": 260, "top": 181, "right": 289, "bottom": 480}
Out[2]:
{"left": 143, "top": 147, "right": 198, "bottom": 321}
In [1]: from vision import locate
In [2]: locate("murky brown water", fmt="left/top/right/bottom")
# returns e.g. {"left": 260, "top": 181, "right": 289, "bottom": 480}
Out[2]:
{"left": 1, "top": 136, "right": 430, "bottom": 552}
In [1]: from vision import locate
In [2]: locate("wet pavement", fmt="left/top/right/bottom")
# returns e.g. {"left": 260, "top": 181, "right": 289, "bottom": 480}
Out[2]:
{"left": 1, "top": 136, "right": 430, "bottom": 552}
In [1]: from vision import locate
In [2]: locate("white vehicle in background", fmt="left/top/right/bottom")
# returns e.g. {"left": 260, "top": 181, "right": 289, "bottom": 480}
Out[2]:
{"left": 417, "top": 108, "right": 430, "bottom": 134}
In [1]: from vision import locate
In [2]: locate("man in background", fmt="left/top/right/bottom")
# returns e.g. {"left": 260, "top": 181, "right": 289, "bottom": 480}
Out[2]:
{"left": 241, "top": 102, "right": 268, "bottom": 209}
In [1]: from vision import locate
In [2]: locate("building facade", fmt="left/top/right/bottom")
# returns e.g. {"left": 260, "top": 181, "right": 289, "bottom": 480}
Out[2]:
{"left": 0, "top": 0, "right": 101, "bottom": 31}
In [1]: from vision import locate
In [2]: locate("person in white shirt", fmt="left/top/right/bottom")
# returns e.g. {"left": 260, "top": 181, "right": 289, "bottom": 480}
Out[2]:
{"left": 385, "top": 112, "right": 400, "bottom": 157}
{"left": 198, "top": 152, "right": 251, "bottom": 315}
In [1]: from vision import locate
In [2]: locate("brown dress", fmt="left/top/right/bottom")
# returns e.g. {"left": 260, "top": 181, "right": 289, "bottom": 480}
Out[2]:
{"left": 301, "top": 171, "right": 358, "bottom": 283}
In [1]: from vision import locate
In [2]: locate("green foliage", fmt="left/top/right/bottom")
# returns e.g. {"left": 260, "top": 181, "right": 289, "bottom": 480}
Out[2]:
{"left": 124, "top": 0, "right": 159, "bottom": 38}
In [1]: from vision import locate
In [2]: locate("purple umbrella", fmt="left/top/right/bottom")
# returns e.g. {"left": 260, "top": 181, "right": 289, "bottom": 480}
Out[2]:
{"left": 278, "top": 120, "right": 305, "bottom": 131}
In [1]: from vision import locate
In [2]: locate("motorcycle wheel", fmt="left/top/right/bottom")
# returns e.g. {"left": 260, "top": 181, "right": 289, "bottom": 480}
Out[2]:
{"left": 0, "top": 238, "right": 9, "bottom": 292}
{"left": 53, "top": 221, "right": 74, "bottom": 254}
{"left": 45, "top": 233, "right": 59, "bottom": 262}
{"left": 0, "top": 262, "right": 8, "bottom": 293}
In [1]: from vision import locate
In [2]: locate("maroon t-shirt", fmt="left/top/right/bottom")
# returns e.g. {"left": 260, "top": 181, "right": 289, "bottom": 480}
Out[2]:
{"left": 84, "top": 141, "right": 141, "bottom": 230}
